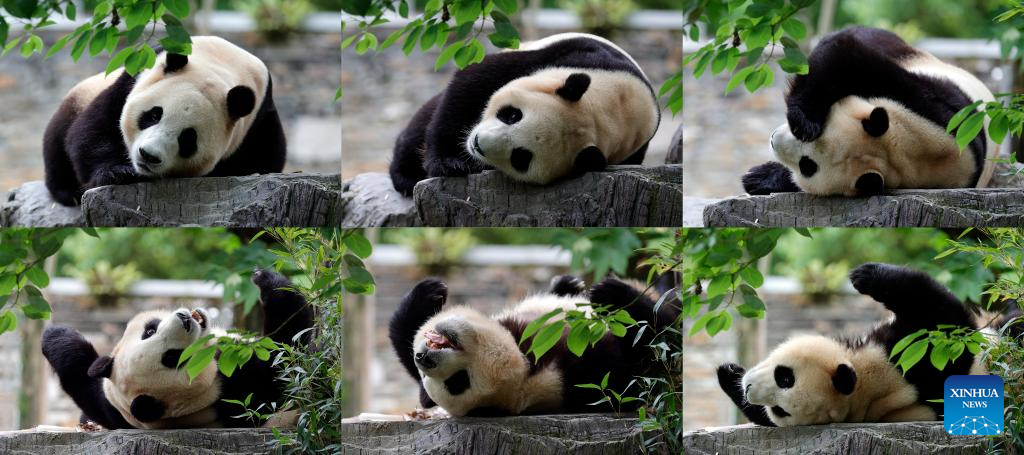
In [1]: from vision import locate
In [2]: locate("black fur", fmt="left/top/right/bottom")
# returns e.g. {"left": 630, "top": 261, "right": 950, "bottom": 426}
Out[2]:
{"left": 388, "top": 275, "right": 681, "bottom": 415}
{"left": 388, "top": 36, "right": 658, "bottom": 196}
{"left": 785, "top": 26, "right": 986, "bottom": 185}
{"left": 718, "top": 263, "right": 981, "bottom": 425}
{"left": 742, "top": 161, "right": 802, "bottom": 195}
{"left": 41, "top": 267, "right": 313, "bottom": 429}
{"left": 572, "top": 146, "right": 608, "bottom": 175}
{"left": 43, "top": 61, "right": 286, "bottom": 206}
{"left": 444, "top": 369, "right": 472, "bottom": 395}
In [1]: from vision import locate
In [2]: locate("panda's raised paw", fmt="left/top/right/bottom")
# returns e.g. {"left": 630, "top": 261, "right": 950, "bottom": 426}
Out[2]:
{"left": 849, "top": 262, "right": 896, "bottom": 297}
{"left": 786, "top": 110, "right": 823, "bottom": 142}
{"left": 549, "top": 275, "right": 586, "bottom": 297}
{"left": 410, "top": 279, "right": 448, "bottom": 308}
{"left": 716, "top": 363, "right": 746, "bottom": 388}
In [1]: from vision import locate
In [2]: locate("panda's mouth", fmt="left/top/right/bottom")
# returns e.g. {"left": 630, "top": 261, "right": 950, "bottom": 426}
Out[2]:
{"left": 771, "top": 406, "right": 791, "bottom": 418}
{"left": 175, "top": 309, "right": 208, "bottom": 332}
{"left": 424, "top": 329, "right": 461, "bottom": 351}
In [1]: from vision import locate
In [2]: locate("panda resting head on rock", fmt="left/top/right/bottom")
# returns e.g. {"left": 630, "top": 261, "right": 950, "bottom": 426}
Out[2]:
{"left": 742, "top": 26, "right": 1001, "bottom": 197}
{"left": 40, "top": 268, "right": 312, "bottom": 429}
{"left": 717, "top": 263, "right": 1021, "bottom": 427}
{"left": 388, "top": 33, "right": 661, "bottom": 196}
{"left": 43, "top": 36, "right": 287, "bottom": 206}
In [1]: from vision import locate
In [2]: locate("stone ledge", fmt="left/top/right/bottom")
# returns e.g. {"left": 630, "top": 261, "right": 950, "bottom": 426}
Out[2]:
{"left": 683, "top": 422, "right": 987, "bottom": 455}
{"left": 703, "top": 188, "right": 1024, "bottom": 228}
{"left": 341, "top": 413, "right": 661, "bottom": 455}
{"left": 1, "top": 173, "right": 342, "bottom": 227}
{"left": 340, "top": 165, "right": 683, "bottom": 227}
{"left": 0, "top": 428, "right": 287, "bottom": 455}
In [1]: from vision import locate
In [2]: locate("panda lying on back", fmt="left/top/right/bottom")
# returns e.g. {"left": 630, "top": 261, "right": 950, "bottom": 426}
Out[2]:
{"left": 44, "top": 36, "right": 286, "bottom": 206}
{"left": 389, "top": 33, "right": 661, "bottom": 196}
{"left": 41, "top": 269, "right": 311, "bottom": 429}
{"left": 717, "top": 263, "right": 1019, "bottom": 426}
{"left": 742, "top": 27, "right": 999, "bottom": 196}
{"left": 389, "top": 275, "right": 679, "bottom": 416}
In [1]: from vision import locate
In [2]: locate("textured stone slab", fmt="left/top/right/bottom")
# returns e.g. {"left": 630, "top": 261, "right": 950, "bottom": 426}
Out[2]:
{"left": 667, "top": 125, "right": 682, "bottom": 164}
{"left": 342, "top": 414, "right": 659, "bottom": 455}
{"left": 80, "top": 173, "right": 341, "bottom": 227}
{"left": 683, "top": 422, "right": 987, "bottom": 455}
{"left": 339, "top": 172, "right": 417, "bottom": 227}
{"left": 1, "top": 181, "right": 84, "bottom": 227}
{"left": 0, "top": 428, "right": 287, "bottom": 455}
{"left": 704, "top": 188, "right": 1024, "bottom": 228}
{"left": 414, "top": 165, "right": 683, "bottom": 227}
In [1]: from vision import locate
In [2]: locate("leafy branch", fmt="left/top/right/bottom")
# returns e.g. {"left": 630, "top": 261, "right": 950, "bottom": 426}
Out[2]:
{"left": 0, "top": 228, "right": 79, "bottom": 335}
{"left": 1, "top": 0, "right": 194, "bottom": 75}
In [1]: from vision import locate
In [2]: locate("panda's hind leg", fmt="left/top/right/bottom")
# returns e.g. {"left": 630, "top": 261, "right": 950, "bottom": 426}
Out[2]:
{"left": 549, "top": 275, "right": 586, "bottom": 297}
{"left": 849, "top": 263, "right": 973, "bottom": 328}
{"left": 251, "top": 268, "right": 314, "bottom": 347}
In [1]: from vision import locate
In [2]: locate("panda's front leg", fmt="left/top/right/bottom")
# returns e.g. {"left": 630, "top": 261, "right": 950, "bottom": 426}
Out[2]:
{"left": 388, "top": 279, "right": 448, "bottom": 408}
{"left": 41, "top": 326, "right": 134, "bottom": 429}
{"left": 87, "top": 163, "right": 150, "bottom": 190}
{"left": 742, "top": 161, "right": 803, "bottom": 195}
{"left": 716, "top": 363, "right": 776, "bottom": 427}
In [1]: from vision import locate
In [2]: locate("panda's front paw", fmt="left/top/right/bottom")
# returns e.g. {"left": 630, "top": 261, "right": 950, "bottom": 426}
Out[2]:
{"left": 716, "top": 363, "right": 747, "bottom": 398}
{"left": 787, "top": 109, "right": 823, "bottom": 142}
{"left": 742, "top": 162, "right": 801, "bottom": 195}
{"left": 410, "top": 279, "right": 448, "bottom": 311}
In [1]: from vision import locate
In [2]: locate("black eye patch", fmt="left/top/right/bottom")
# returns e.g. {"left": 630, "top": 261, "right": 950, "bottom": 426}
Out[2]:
{"left": 798, "top": 156, "right": 818, "bottom": 178}
{"left": 774, "top": 365, "right": 795, "bottom": 389}
{"left": 161, "top": 349, "right": 183, "bottom": 369}
{"left": 496, "top": 106, "right": 523, "bottom": 125}
{"left": 142, "top": 318, "right": 160, "bottom": 340}
{"left": 444, "top": 369, "right": 471, "bottom": 395}
{"left": 139, "top": 107, "right": 163, "bottom": 130}
{"left": 510, "top": 147, "right": 533, "bottom": 173}
{"left": 178, "top": 128, "right": 198, "bottom": 159}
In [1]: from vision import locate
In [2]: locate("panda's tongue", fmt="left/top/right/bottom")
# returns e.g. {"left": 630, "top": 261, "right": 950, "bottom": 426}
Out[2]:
{"left": 425, "top": 330, "right": 452, "bottom": 350}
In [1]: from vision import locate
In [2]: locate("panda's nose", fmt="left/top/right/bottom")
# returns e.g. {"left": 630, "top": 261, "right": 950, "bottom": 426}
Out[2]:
{"left": 473, "top": 136, "right": 485, "bottom": 156}
{"left": 139, "top": 148, "right": 162, "bottom": 165}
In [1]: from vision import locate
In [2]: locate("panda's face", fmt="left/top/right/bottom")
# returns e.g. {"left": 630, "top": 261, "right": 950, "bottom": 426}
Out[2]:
{"left": 466, "top": 72, "right": 604, "bottom": 184}
{"left": 413, "top": 307, "right": 528, "bottom": 415}
{"left": 121, "top": 53, "right": 258, "bottom": 178}
{"left": 741, "top": 335, "right": 857, "bottom": 426}
{"left": 94, "top": 308, "right": 220, "bottom": 423}
{"left": 771, "top": 96, "right": 966, "bottom": 196}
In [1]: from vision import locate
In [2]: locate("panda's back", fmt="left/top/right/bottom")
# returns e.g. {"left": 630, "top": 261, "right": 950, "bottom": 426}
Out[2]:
{"left": 503, "top": 33, "right": 649, "bottom": 87}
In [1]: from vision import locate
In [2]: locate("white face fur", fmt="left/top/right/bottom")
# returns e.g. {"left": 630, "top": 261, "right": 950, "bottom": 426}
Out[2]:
{"left": 740, "top": 335, "right": 858, "bottom": 426}
{"left": 771, "top": 96, "right": 976, "bottom": 196}
{"left": 102, "top": 308, "right": 221, "bottom": 422}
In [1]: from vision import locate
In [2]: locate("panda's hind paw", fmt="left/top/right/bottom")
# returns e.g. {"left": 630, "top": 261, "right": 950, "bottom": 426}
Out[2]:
{"left": 410, "top": 279, "right": 448, "bottom": 310}
{"left": 742, "top": 162, "right": 800, "bottom": 195}
{"left": 549, "top": 275, "right": 586, "bottom": 297}
{"left": 849, "top": 262, "right": 890, "bottom": 297}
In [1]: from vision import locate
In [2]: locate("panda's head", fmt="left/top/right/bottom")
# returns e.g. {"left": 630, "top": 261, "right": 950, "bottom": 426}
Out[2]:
{"left": 466, "top": 71, "right": 608, "bottom": 184}
{"left": 771, "top": 96, "right": 963, "bottom": 196}
{"left": 740, "top": 335, "right": 858, "bottom": 426}
{"left": 88, "top": 308, "right": 219, "bottom": 423}
{"left": 413, "top": 306, "right": 528, "bottom": 414}
{"left": 121, "top": 52, "right": 259, "bottom": 178}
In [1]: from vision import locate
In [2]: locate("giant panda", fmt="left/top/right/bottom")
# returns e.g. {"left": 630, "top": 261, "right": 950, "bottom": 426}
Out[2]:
{"left": 389, "top": 33, "right": 661, "bottom": 196}
{"left": 388, "top": 275, "right": 679, "bottom": 416}
{"left": 716, "top": 263, "right": 1009, "bottom": 427}
{"left": 43, "top": 36, "right": 286, "bottom": 206}
{"left": 742, "top": 27, "right": 1000, "bottom": 197}
{"left": 40, "top": 268, "right": 311, "bottom": 429}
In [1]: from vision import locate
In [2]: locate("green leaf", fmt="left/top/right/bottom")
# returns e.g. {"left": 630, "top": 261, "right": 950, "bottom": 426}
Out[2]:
{"left": 178, "top": 334, "right": 216, "bottom": 367}
{"left": 164, "top": 0, "right": 190, "bottom": 18}
{"left": 890, "top": 329, "right": 927, "bottom": 359}
{"left": 989, "top": 111, "right": 1009, "bottom": 144}
{"left": 528, "top": 321, "right": 564, "bottom": 362}
{"left": 600, "top": 371, "right": 609, "bottom": 389}
{"left": 0, "top": 310, "right": 16, "bottom": 334}
{"left": 520, "top": 309, "right": 562, "bottom": 345}
{"left": 738, "top": 266, "right": 764, "bottom": 287}
{"left": 929, "top": 342, "right": 949, "bottom": 371}
{"left": 343, "top": 234, "right": 373, "bottom": 259}
{"left": 725, "top": 66, "right": 756, "bottom": 94}
{"left": 105, "top": 46, "right": 134, "bottom": 74}
{"left": 0, "top": 274, "right": 16, "bottom": 297}
{"left": 435, "top": 41, "right": 465, "bottom": 70}
{"left": 25, "top": 266, "right": 48, "bottom": 288}
{"left": 186, "top": 345, "right": 218, "bottom": 381}
{"left": 493, "top": 0, "right": 518, "bottom": 14}
{"left": 218, "top": 348, "right": 239, "bottom": 377}
{"left": 955, "top": 111, "right": 986, "bottom": 150}
{"left": 947, "top": 102, "right": 983, "bottom": 134}
{"left": 566, "top": 321, "right": 589, "bottom": 357}
{"left": 705, "top": 274, "right": 732, "bottom": 298}
{"left": 21, "top": 287, "right": 52, "bottom": 320}
{"left": 898, "top": 339, "right": 930, "bottom": 374}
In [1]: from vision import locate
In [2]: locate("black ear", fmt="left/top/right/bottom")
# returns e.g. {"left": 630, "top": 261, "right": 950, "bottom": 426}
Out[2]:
{"left": 227, "top": 86, "right": 257, "bottom": 120}
{"left": 165, "top": 53, "right": 188, "bottom": 74}
{"left": 573, "top": 146, "right": 607, "bottom": 174}
{"left": 832, "top": 364, "right": 857, "bottom": 395}
{"left": 862, "top": 107, "right": 889, "bottom": 137}
{"left": 855, "top": 172, "right": 884, "bottom": 196}
{"left": 87, "top": 355, "right": 114, "bottom": 379}
{"left": 556, "top": 73, "right": 591, "bottom": 102}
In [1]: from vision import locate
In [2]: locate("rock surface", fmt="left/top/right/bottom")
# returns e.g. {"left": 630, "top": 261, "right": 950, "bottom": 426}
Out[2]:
{"left": 683, "top": 422, "right": 987, "bottom": 455}
{"left": 667, "top": 125, "right": 682, "bottom": 164}
{"left": 1, "top": 181, "right": 85, "bottom": 227}
{"left": 339, "top": 173, "right": 417, "bottom": 227}
{"left": 703, "top": 188, "right": 1024, "bottom": 227}
{"left": 342, "top": 414, "right": 660, "bottom": 455}
{"left": 414, "top": 165, "right": 682, "bottom": 227}
{"left": 1, "top": 173, "right": 342, "bottom": 227}
{"left": 0, "top": 428, "right": 286, "bottom": 455}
